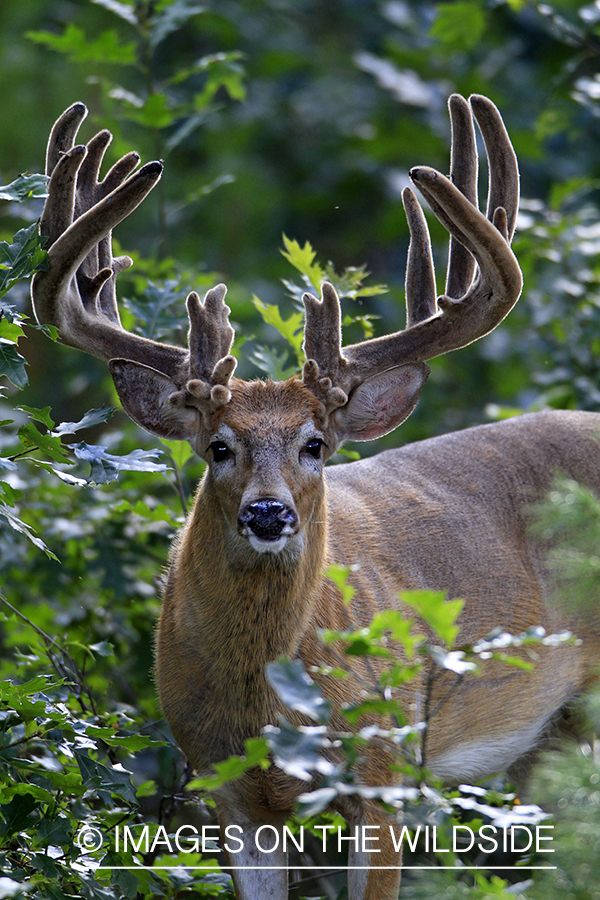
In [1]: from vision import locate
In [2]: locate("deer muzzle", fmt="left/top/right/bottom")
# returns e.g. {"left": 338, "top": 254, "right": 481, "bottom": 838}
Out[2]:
{"left": 237, "top": 498, "right": 299, "bottom": 553}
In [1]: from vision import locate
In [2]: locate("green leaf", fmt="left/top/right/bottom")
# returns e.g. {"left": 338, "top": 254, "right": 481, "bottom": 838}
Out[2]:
{"left": 0, "top": 782, "right": 55, "bottom": 805}
{"left": 51, "top": 406, "right": 115, "bottom": 436}
{"left": 252, "top": 296, "right": 304, "bottom": 363}
{"left": 0, "top": 502, "right": 58, "bottom": 559}
{"left": 367, "top": 609, "right": 423, "bottom": 659}
{"left": 325, "top": 563, "right": 357, "bottom": 605}
{"left": 136, "top": 780, "right": 157, "bottom": 798}
{"left": 343, "top": 696, "right": 408, "bottom": 726}
{"left": 114, "top": 499, "right": 182, "bottom": 528}
{"left": 249, "top": 345, "right": 297, "bottom": 381}
{"left": 0, "top": 223, "right": 48, "bottom": 299}
{"left": 187, "top": 737, "right": 269, "bottom": 792}
{"left": 0, "top": 173, "right": 48, "bottom": 202}
{"left": 430, "top": 1, "right": 487, "bottom": 51}
{"left": 401, "top": 589, "right": 464, "bottom": 648}
{"left": 27, "top": 24, "right": 137, "bottom": 65}
{"left": 0, "top": 792, "right": 38, "bottom": 837}
{"left": 122, "top": 280, "right": 188, "bottom": 340}
{"left": 84, "top": 724, "right": 165, "bottom": 751}
{"left": 32, "top": 814, "right": 72, "bottom": 849}
{"left": 17, "top": 405, "right": 55, "bottom": 430}
{"left": 149, "top": 2, "right": 207, "bottom": 50}
{"left": 0, "top": 482, "right": 22, "bottom": 504}
{"left": 72, "top": 442, "right": 168, "bottom": 484}
{"left": 74, "top": 750, "right": 136, "bottom": 805}
{"left": 0, "top": 341, "right": 28, "bottom": 388}
{"left": 113, "top": 90, "right": 180, "bottom": 129}
{"left": 18, "top": 423, "right": 68, "bottom": 463}
{"left": 265, "top": 658, "right": 330, "bottom": 723}
{"left": 160, "top": 436, "right": 196, "bottom": 470}
{"left": 280, "top": 234, "right": 325, "bottom": 290}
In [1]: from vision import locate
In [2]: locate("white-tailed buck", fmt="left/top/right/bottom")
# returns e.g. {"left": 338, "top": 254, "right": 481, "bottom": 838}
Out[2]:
{"left": 31, "top": 96, "right": 600, "bottom": 900}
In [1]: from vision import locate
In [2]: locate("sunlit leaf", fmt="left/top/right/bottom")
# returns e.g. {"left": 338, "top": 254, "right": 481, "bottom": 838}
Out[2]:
{"left": 17, "top": 405, "right": 54, "bottom": 430}
{"left": 280, "top": 234, "right": 325, "bottom": 290}
{"left": 186, "top": 737, "right": 269, "bottom": 792}
{"left": 91, "top": 0, "right": 138, "bottom": 25}
{"left": 430, "top": 1, "right": 487, "bottom": 51}
{"left": 401, "top": 589, "right": 464, "bottom": 648}
{"left": 252, "top": 296, "right": 304, "bottom": 362}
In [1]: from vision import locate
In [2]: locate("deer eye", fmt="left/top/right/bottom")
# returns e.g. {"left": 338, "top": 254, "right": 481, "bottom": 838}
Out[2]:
{"left": 210, "top": 441, "right": 232, "bottom": 463}
{"left": 303, "top": 439, "right": 325, "bottom": 460}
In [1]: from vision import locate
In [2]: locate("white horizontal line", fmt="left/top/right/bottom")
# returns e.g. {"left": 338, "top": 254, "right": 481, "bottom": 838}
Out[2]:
{"left": 95, "top": 865, "right": 557, "bottom": 871}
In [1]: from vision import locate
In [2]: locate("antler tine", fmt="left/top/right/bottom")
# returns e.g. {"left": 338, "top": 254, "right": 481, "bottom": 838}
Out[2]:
{"left": 301, "top": 284, "right": 350, "bottom": 410}
{"left": 403, "top": 94, "right": 479, "bottom": 329}
{"left": 45, "top": 102, "right": 88, "bottom": 178}
{"left": 186, "top": 285, "right": 237, "bottom": 399}
{"left": 302, "top": 282, "right": 342, "bottom": 373}
{"left": 446, "top": 94, "right": 478, "bottom": 299}
{"left": 402, "top": 187, "right": 437, "bottom": 328}
{"left": 469, "top": 94, "right": 519, "bottom": 242}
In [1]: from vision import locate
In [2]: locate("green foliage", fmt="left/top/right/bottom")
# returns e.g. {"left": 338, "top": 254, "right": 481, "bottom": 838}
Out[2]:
{"left": 0, "top": 175, "right": 48, "bottom": 203}
{"left": 0, "top": 591, "right": 226, "bottom": 900}
{"left": 261, "top": 583, "right": 558, "bottom": 900}
{"left": 26, "top": 0, "right": 245, "bottom": 167}
{"left": 429, "top": 2, "right": 488, "bottom": 52}
{"left": 520, "top": 482, "right": 600, "bottom": 900}
{"left": 529, "top": 477, "right": 600, "bottom": 613}
{"left": 0, "top": 226, "right": 47, "bottom": 302}
{"left": 27, "top": 23, "right": 138, "bottom": 65}
{"left": 3, "top": 0, "right": 600, "bottom": 896}
{"left": 250, "top": 236, "right": 387, "bottom": 378}
{"left": 186, "top": 738, "right": 269, "bottom": 793}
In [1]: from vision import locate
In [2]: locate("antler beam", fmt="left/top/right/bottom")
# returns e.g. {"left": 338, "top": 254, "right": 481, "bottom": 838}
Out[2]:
{"left": 302, "top": 94, "right": 522, "bottom": 401}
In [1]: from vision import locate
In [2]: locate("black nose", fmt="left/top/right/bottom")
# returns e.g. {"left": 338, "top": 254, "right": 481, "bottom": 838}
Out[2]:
{"left": 238, "top": 499, "right": 298, "bottom": 540}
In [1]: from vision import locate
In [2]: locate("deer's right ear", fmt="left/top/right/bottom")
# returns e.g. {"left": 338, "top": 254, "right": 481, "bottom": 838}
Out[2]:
{"left": 331, "top": 363, "right": 429, "bottom": 442}
{"left": 109, "top": 359, "right": 200, "bottom": 441}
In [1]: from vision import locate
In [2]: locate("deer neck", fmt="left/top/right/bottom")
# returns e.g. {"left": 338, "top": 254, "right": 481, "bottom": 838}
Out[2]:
{"left": 176, "top": 474, "right": 328, "bottom": 669}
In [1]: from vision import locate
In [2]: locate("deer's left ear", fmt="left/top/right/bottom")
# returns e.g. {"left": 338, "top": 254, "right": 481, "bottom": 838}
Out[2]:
{"left": 109, "top": 359, "right": 200, "bottom": 440}
{"left": 331, "top": 363, "right": 429, "bottom": 442}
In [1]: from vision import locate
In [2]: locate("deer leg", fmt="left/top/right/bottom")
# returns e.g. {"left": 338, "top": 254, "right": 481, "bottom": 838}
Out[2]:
{"left": 347, "top": 805, "right": 402, "bottom": 900}
{"left": 215, "top": 801, "right": 288, "bottom": 900}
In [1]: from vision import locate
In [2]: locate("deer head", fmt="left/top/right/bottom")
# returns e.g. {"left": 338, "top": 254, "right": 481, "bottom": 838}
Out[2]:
{"left": 31, "top": 95, "right": 521, "bottom": 560}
